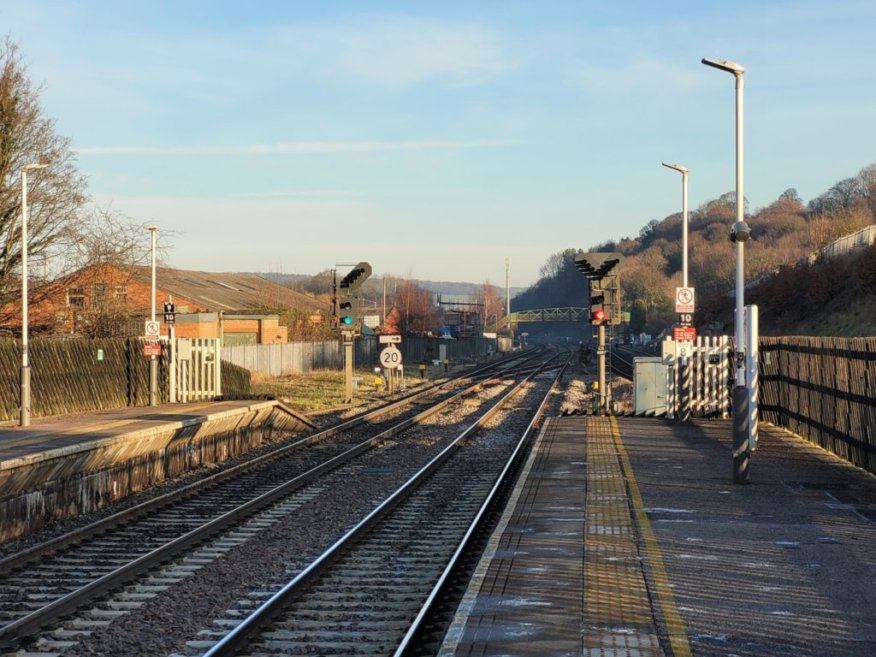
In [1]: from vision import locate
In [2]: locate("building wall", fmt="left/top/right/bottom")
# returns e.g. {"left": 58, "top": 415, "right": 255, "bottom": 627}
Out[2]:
{"left": 5, "top": 264, "right": 288, "bottom": 344}
{"left": 171, "top": 314, "right": 287, "bottom": 344}
{"left": 21, "top": 264, "right": 200, "bottom": 334}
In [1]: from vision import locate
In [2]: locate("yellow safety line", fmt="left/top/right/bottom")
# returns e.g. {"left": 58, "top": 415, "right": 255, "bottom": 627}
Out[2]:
{"left": 609, "top": 416, "right": 692, "bottom": 657}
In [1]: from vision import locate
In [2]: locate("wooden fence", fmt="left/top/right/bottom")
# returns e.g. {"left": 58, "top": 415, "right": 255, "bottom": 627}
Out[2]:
{"left": 0, "top": 338, "right": 250, "bottom": 422}
{"left": 759, "top": 336, "right": 876, "bottom": 473}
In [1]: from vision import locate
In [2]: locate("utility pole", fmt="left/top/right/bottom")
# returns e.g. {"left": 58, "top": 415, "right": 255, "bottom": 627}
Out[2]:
{"left": 505, "top": 257, "right": 511, "bottom": 334}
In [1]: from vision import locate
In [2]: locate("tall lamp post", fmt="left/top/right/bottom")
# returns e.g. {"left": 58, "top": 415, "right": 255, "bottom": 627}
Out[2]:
{"left": 661, "top": 162, "right": 689, "bottom": 288}
{"left": 702, "top": 57, "right": 751, "bottom": 483}
{"left": 20, "top": 163, "right": 48, "bottom": 427}
{"left": 147, "top": 224, "right": 159, "bottom": 406}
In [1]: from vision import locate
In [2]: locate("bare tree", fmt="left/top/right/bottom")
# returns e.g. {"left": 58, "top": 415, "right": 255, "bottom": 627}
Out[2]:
{"left": 60, "top": 207, "right": 158, "bottom": 272}
{"left": 856, "top": 163, "right": 876, "bottom": 221}
{"left": 0, "top": 39, "right": 88, "bottom": 322}
{"left": 389, "top": 278, "right": 437, "bottom": 335}
{"left": 53, "top": 208, "right": 176, "bottom": 337}
{"left": 479, "top": 280, "right": 503, "bottom": 332}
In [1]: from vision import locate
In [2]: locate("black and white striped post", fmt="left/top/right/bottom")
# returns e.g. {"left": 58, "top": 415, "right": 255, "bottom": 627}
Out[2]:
{"left": 679, "top": 354, "right": 692, "bottom": 422}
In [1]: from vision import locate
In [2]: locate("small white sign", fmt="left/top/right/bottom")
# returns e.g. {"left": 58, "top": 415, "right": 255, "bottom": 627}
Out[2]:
{"left": 177, "top": 339, "right": 192, "bottom": 361}
{"left": 379, "top": 334, "right": 402, "bottom": 343}
{"left": 675, "top": 287, "right": 696, "bottom": 313}
{"left": 144, "top": 320, "right": 161, "bottom": 340}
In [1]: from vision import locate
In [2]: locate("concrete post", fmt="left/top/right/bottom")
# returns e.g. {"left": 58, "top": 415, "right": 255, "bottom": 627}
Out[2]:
{"left": 597, "top": 323, "right": 607, "bottom": 414}
{"left": 343, "top": 331, "right": 354, "bottom": 404}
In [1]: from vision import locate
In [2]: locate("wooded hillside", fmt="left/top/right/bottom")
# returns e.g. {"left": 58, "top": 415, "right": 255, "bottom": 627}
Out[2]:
{"left": 514, "top": 163, "right": 876, "bottom": 337}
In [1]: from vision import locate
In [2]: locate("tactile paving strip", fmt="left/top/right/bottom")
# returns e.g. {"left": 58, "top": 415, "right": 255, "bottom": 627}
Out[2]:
{"left": 583, "top": 415, "right": 664, "bottom": 656}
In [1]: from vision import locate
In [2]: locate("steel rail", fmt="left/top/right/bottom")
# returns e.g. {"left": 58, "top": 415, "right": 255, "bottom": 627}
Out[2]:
{"left": 201, "top": 351, "right": 558, "bottom": 657}
{"left": 393, "top": 355, "right": 570, "bottom": 656}
{"left": 0, "top": 350, "right": 554, "bottom": 649}
{"left": 0, "top": 348, "right": 537, "bottom": 577}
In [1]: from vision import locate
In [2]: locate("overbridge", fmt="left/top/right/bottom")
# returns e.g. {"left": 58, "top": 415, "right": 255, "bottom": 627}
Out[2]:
{"left": 507, "top": 307, "right": 587, "bottom": 323}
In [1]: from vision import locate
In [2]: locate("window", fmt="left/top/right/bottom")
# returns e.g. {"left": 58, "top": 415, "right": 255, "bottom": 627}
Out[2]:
{"left": 67, "top": 287, "right": 85, "bottom": 307}
{"left": 92, "top": 283, "right": 107, "bottom": 307}
{"left": 114, "top": 285, "right": 128, "bottom": 304}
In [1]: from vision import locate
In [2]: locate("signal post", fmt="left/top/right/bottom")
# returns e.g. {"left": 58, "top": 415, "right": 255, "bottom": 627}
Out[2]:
{"left": 574, "top": 252, "right": 624, "bottom": 414}
{"left": 335, "top": 262, "right": 372, "bottom": 404}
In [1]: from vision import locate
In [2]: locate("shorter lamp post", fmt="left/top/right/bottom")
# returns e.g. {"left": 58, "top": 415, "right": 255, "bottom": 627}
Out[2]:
{"left": 147, "top": 224, "right": 159, "bottom": 406}
{"left": 20, "top": 163, "right": 48, "bottom": 427}
{"left": 663, "top": 162, "right": 693, "bottom": 422}
{"left": 661, "top": 162, "right": 689, "bottom": 288}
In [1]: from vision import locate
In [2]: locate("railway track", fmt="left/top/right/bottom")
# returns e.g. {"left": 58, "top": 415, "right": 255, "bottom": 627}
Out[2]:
{"left": 0, "top": 347, "right": 567, "bottom": 656}
{"left": 201, "top": 353, "right": 566, "bottom": 657}
{"left": 610, "top": 343, "right": 654, "bottom": 379}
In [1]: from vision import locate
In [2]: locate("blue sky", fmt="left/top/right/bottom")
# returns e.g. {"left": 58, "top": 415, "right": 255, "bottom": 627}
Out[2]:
{"left": 4, "top": 1, "right": 875, "bottom": 287}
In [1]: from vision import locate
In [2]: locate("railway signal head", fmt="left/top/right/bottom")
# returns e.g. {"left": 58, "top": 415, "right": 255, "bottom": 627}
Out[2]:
{"left": 339, "top": 300, "right": 355, "bottom": 326}
{"left": 590, "top": 288, "right": 606, "bottom": 325}
{"left": 574, "top": 252, "right": 624, "bottom": 281}
{"left": 339, "top": 262, "right": 372, "bottom": 293}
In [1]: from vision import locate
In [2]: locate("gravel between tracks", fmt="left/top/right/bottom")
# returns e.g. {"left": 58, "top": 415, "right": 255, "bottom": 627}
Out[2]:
{"left": 55, "top": 376, "right": 547, "bottom": 657}
{"left": 6, "top": 356, "right": 633, "bottom": 657}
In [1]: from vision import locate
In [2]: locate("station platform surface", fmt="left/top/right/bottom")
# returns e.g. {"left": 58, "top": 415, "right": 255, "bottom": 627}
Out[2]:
{"left": 0, "top": 399, "right": 313, "bottom": 469}
{"left": 439, "top": 415, "right": 876, "bottom": 657}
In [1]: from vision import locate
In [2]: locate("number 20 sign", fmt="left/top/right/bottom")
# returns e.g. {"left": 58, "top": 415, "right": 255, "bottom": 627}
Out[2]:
{"left": 380, "top": 345, "right": 403, "bottom": 369}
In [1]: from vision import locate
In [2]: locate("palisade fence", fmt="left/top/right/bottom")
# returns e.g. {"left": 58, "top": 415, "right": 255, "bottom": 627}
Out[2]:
{"left": 222, "top": 336, "right": 499, "bottom": 377}
{"left": 0, "top": 338, "right": 251, "bottom": 422}
{"left": 759, "top": 336, "right": 876, "bottom": 474}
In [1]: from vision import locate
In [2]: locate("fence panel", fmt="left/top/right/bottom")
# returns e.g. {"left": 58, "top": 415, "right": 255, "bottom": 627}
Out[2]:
{"left": 224, "top": 341, "right": 341, "bottom": 376}
{"left": 224, "top": 337, "right": 496, "bottom": 377}
{"left": 0, "top": 337, "right": 167, "bottom": 421}
{"left": 759, "top": 336, "right": 875, "bottom": 474}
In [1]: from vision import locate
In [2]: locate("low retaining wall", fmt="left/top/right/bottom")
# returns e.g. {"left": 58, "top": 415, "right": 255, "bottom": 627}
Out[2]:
{"left": 0, "top": 401, "right": 313, "bottom": 543}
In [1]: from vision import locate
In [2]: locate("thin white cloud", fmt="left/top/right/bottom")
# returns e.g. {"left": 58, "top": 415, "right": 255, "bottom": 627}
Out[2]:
{"left": 77, "top": 139, "right": 510, "bottom": 156}
{"left": 309, "top": 16, "right": 516, "bottom": 86}
{"left": 232, "top": 190, "right": 356, "bottom": 199}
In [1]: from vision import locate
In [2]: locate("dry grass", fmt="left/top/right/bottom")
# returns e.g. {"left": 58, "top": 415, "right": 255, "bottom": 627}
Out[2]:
{"left": 250, "top": 368, "right": 427, "bottom": 413}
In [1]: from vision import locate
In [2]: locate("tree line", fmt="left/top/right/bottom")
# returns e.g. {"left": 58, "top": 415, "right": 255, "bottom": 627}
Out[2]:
{"left": 0, "top": 39, "right": 176, "bottom": 334}
{"left": 514, "top": 166, "right": 876, "bottom": 338}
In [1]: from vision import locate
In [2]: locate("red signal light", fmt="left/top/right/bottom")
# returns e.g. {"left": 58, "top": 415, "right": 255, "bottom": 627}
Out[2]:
{"left": 591, "top": 308, "right": 606, "bottom": 323}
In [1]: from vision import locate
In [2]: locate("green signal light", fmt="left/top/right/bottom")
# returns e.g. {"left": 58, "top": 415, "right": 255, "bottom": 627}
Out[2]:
{"left": 341, "top": 316, "right": 353, "bottom": 325}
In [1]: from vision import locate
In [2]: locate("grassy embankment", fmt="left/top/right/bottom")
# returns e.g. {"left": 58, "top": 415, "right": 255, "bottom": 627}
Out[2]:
{"left": 250, "top": 368, "right": 432, "bottom": 413}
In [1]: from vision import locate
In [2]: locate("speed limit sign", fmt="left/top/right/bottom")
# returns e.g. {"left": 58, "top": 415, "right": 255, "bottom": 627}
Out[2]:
{"left": 379, "top": 345, "right": 403, "bottom": 369}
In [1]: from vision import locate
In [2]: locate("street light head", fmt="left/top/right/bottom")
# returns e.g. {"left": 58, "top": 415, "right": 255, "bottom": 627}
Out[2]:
{"left": 22, "top": 163, "right": 49, "bottom": 174}
{"left": 146, "top": 224, "right": 158, "bottom": 232}
{"left": 662, "top": 162, "right": 688, "bottom": 174}
{"left": 729, "top": 221, "right": 751, "bottom": 243}
{"left": 701, "top": 57, "right": 744, "bottom": 75}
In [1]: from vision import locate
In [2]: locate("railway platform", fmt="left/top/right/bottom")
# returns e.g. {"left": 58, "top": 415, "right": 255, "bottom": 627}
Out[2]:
{"left": 0, "top": 399, "right": 313, "bottom": 466}
{"left": 439, "top": 415, "right": 876, "bottom": 657}
{"left": 0, "top": 400, "right": 314, "bottom": 542}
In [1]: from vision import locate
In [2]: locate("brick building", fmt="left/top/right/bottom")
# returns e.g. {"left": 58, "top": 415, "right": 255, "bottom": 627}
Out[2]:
{"left": 4, "top": 264, "right": 327, "bottom": 344}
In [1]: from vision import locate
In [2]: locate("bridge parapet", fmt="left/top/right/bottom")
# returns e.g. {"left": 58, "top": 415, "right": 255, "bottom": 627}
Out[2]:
{"left": 507, "top": 307, "right": 587, "bottom": 323}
